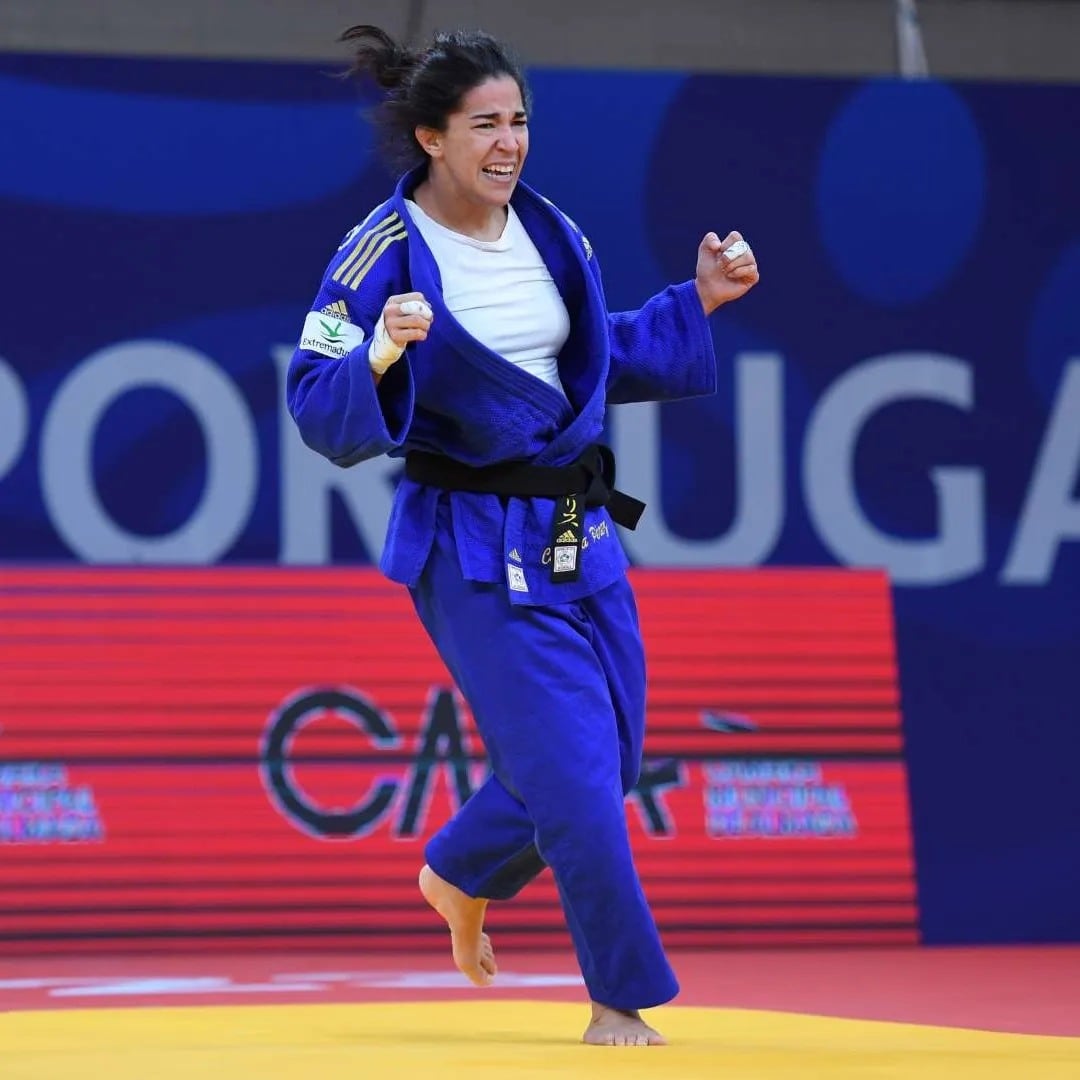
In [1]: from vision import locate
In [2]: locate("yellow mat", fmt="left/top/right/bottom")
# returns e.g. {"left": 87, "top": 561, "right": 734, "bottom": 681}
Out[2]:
{"left": 2, "top": 1001, "right": 1078, "bottom": 1080}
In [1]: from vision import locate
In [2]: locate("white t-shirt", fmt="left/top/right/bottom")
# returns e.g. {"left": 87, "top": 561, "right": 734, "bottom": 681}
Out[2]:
{"left": 405, "top": 199, "right": 570, "bottom": 396}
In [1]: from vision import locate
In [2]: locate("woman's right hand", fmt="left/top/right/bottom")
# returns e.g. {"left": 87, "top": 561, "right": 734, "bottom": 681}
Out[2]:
{"left": 382, "top": 292, "right": 434, "bottom": 348}
{"left": 369, "top": 292, "right": 434, "bottom": 375}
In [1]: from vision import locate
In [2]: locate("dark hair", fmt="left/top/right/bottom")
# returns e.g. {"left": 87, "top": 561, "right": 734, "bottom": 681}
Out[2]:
{"left": 340, "top": 24, "right": 532, "bottom": 169}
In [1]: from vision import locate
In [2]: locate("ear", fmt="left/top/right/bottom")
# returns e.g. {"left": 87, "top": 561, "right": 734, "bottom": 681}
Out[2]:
{"left": 415, "top": 126, "right": 443, "bottom": 159}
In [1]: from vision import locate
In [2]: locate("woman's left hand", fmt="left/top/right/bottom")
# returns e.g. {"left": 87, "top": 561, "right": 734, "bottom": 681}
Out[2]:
{"left": 695, "top": 231, "right": 759, "bottom": 315}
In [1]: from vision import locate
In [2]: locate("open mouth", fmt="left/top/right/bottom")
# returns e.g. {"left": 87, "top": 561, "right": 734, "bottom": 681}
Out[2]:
{"left": 481, "top": 164, "right": 515, "bottom": 180}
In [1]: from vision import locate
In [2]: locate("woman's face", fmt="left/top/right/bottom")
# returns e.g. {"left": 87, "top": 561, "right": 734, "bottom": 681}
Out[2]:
{"left": 419, "top": 76, "right": 529, "bottom": 211}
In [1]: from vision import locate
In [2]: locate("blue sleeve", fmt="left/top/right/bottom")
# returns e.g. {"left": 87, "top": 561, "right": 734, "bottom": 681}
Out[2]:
{"left": 285, "top": 262, "right": 415, "bottom": 468}
{"left": 605, "top": 279, "right": 718, "bottom": 405}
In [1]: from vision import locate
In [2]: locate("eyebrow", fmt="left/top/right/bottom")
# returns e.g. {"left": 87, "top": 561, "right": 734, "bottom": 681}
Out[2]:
{"left": 469, "top": 110, "right": 528, "bottom": 120}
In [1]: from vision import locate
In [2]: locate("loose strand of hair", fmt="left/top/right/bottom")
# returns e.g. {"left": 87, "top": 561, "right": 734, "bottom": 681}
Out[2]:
{"left": 339, "top": 24, "right": 417, "bottom": 91}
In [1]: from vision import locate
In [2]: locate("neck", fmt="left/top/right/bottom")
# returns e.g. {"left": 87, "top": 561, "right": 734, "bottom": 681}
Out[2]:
{"left": 412, "top": 173, "right": 508, "bottom": 242}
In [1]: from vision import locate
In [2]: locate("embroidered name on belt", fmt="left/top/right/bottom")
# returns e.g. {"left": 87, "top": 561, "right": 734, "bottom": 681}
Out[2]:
{"left": 549, "top": 495, "right": 584, "bottom": 583}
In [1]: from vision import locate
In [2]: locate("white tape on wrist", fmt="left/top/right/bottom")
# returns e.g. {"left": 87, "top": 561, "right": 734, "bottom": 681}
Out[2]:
{"left": 368, "top": 314, "right": 404, "bottom": 375}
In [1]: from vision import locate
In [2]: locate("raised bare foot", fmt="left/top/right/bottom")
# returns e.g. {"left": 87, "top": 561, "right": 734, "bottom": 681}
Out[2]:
{"left": 582, "top": 1001, "right": 667, "bottom": 1046}
{"left": 418, "top": 864, "right": 497, "bottom": 987}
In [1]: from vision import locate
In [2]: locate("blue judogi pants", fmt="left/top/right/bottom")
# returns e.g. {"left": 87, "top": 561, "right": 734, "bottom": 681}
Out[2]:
{"left": 410, "top": 502, "right": 679, "bottom": 1010}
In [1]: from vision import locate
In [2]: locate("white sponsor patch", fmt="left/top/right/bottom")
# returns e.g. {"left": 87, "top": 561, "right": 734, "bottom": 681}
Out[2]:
{"left": 299, "top": 310, "right": 365, "bottom": 360}
{"left": 553, "top": 546, "right": 578, "bottom": 573}
{"left": 507, "top": 565, "right": 528, "bottom": 593}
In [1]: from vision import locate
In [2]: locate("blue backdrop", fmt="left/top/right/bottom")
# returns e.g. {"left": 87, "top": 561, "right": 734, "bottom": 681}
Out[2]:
{"left": 1, "top": 53, "right": 1078, "bottom": 944}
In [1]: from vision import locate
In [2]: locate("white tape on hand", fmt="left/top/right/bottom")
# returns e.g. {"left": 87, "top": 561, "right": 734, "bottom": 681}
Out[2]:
{"left": 399, "top": 299, "right": 433, "bottom": 320}
{"left": 722, "top": 239, "right": 750, "bottom": 261}
{"left": 368, "top": 313, "right": 404, "bottom": 375}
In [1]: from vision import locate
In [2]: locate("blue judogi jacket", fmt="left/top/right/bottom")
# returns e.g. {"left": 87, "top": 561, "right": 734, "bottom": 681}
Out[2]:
{"left": 287, "top": 166, "right": 717, "bottom": 605}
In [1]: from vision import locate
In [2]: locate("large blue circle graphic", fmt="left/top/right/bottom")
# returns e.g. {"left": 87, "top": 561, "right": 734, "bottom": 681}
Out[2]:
{"left": 817, "top": 80, "right": 985, "bottom": 306}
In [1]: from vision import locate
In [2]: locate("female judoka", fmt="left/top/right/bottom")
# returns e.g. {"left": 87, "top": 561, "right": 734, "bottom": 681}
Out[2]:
{"left": 286, "top": 24, "right": 760, "bottom": 1046}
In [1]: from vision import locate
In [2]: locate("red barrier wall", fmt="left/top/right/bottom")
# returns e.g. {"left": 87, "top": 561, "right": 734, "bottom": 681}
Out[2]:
{"left": 0, "top": 568, "right": 916, "bottom": 952}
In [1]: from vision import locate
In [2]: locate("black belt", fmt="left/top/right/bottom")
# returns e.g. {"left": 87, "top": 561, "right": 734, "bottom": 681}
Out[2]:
{"left": 405, "top": 444, "right": 645, "bottom": 583}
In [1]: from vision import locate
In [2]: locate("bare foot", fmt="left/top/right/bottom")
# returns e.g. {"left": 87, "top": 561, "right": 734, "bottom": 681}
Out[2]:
{"left": 418, "top": 864, "right": 497, "bottom": 987}
{"left": 582, "top": 1001, "right": 667, "bottom": 1046}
